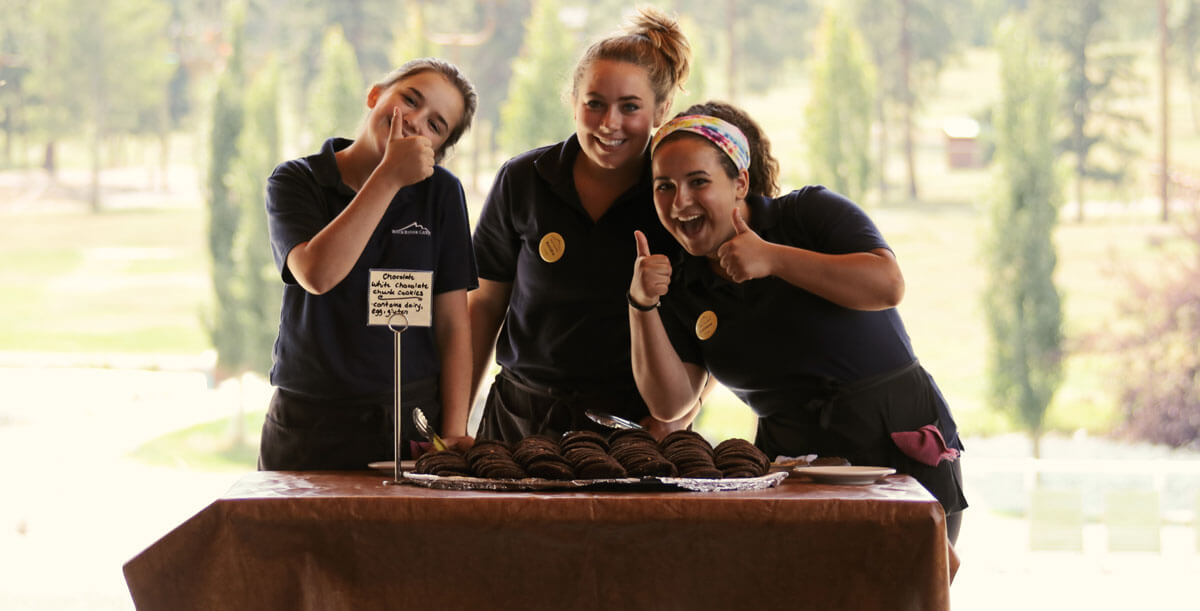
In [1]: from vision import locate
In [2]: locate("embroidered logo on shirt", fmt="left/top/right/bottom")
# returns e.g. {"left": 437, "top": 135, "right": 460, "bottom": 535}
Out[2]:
{"left": 393, "top": 221, "right": 431, "bottom": 236}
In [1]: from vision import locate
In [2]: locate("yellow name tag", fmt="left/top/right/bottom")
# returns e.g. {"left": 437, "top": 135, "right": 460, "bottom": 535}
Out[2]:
{"left": 539, "top": 232, "right": 565, "bottom": 263}
{"left": 695, "top": 310, "right": 718, "bottom": 341}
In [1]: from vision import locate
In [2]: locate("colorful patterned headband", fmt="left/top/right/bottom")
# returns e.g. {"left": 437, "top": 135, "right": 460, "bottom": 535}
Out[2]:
{"left": 651, "top": 115, "right": 751, "bottom": 172}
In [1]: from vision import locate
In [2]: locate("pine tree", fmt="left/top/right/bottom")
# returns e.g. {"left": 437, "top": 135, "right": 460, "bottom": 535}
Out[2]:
{"left": 983, "top": 16, "right": 1065, "bottom": 459}
{"left": 207, "top": 2, "right": 247, "bottom": 382}
{"left": 804, "top": 8, "right": 875, "bottom": 203}
{"left": 26, "top": 0, "right": 170, "bottom": 210}
{"left": 232, "top": 58, "right": 284, "bottom": 377}
{"left": 1032, "top": 0, "right": 1146, "bottom": 222}
{"left": 498, "top": 0, "right": 576, "bottom": 156}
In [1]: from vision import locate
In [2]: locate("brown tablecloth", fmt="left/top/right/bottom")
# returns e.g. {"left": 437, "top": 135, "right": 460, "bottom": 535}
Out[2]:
{"left": 123, "top": 470, "right": 954, "bottom": 610}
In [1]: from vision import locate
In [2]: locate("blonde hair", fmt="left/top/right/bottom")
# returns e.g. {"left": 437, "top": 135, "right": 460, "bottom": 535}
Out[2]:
{"left": 374, "top": 58, "right": 478, "bottom": 162}
{"left": 571, "top": 7, "right": 691, "bottom": 110}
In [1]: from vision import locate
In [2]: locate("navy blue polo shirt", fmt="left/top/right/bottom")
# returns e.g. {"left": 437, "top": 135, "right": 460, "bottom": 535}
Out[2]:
{"left": 473, "top": 135, "right": 680, "bottom": 391}
{"left": 660, "top": 187, "right": 918, "bottom": 418}
{"left": 266, "top": 138, "right": 478, "bottom": 399}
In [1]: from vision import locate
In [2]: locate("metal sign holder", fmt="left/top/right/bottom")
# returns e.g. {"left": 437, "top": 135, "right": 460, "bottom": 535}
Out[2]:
{"left": 387, "top": 312, "right": 409, "bottom": 483}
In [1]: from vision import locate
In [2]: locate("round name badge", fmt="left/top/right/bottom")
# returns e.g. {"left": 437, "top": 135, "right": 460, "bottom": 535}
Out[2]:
{"left": 539, "top": 232, "right": 565, "bottom": 263}
{"left": 695, "top": 310, "right": 718, "bottom": 341}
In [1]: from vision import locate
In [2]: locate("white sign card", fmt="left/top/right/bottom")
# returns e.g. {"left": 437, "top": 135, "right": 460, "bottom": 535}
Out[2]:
{"left": 368, "top": 269, "right": 434, "bottom": 327}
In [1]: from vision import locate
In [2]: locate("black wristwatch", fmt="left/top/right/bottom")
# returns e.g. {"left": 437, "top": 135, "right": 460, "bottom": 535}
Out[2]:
{"left": 627, "top": 290, "right": 660, "bottom": 311}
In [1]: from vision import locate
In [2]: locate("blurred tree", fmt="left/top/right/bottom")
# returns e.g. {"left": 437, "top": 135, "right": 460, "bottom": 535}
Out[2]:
{"left": 207, "top": 1, "right": 248, "bottom": 382}
{"left": 662, "top": 0, "right": 812, "bottom": 102}
{"left": 1115, "top": 213, "right": 1200, "bottom": 450}
{"left": 308, "top": 25, "right": 366, "bottom": 142}
{"left": 455, "top": 0, "right": 531, "bottom": 186}
{"left": 1032, "top": 0, "right": 1146, "bottom": 223}
{"left": 218, "top": 55, "right": 283, "bottom": 443}
{"left": 984, "top": 16, "right": 1064, "bottom": 459}
{"left": 1178, "top": 0, "right": 1200, "bottom": 134}
{"left": 804, "top": 8, "right": 875, "bottom": 203}
{"left": 1158, "top": 0, "right": 1170, "bottom": 222}
{"left": 498, "top": 0, "right": 575, "bottom": 156}
{"left": 26, "top": 0, "right": 171, "bottom": 211}
{"left": 231, "top": 57, "right": 283, "bottom": 378}
{"left": 852, "top": 0, "right": 965, "bottom": 202}
{"left": 325, "top": 0, "right": 396, "bottom": 80}
{"left": 391, "top": 0, "right": 439, "bottom": 63}
{"left": 0, "top": 0, "right": 34, "bottom": 167}
{"left": 962, "top": 0, "right": 1030, "bottom": 46}
{"left": 672, "top": 15, "right": 710, "bottom": 113}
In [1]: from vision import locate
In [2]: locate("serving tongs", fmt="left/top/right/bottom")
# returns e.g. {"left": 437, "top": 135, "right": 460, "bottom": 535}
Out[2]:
{"left": 584, "top": 408, "right": 645, "bottom": 431}
{"left": 412, "top": 407, "right": 448, "bottom": 452}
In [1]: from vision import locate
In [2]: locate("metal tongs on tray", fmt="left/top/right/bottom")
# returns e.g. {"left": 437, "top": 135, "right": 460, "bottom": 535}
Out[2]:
{"left": 584, "top": 408, "right": 645, "bottom": 431}
{"left": 412, "top": 407, "right": 448, "bottom": 452}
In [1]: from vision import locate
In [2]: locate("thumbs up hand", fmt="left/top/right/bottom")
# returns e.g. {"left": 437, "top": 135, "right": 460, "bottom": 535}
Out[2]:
{"left": 717, "top": 208, "right": 772, "bottom": 283}
{"left": 630, "top": 230, "right": 672, "bottom": 309}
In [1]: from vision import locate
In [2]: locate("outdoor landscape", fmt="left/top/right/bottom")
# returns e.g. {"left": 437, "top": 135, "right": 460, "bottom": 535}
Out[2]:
{"left": 3, "top": 0, "right": 1200, "bottom": 608}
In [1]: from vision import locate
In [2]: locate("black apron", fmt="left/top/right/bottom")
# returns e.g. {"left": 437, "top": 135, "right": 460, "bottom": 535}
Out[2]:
{"left": 755, "top": 361, "right": 967, "bottom": 514}
{"left": 476, "top": 369, "right": 650, "bottom": 443}
{"left": 258, "top": 377, "right": 440, "bottom": 470}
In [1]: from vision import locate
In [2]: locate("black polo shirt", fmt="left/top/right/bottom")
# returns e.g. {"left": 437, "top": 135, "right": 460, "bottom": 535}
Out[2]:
{"left": 473, "top": 135, "right": 680, "bottom": 391}
{"left": 660, "top": 187, "right": 919, "bottom": 418}
{"left": 266, "top": 137, "right": 478, "bottom": 399}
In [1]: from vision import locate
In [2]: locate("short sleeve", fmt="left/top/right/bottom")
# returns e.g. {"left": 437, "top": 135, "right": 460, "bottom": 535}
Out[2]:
{"left": 777, "top": 187, "right": 891, "bottom": 255}
{"left": 471, "top": 160, "right": 521, "bottom": 282}
{"left": 659, "top": 295, "right": 705, "bottom": 368}
{"left": 265, "top": 161, "right": 328, "bottom": 285}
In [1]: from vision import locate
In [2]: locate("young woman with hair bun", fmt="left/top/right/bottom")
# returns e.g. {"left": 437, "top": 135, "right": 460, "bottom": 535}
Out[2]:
{"left": 470, "top": 8, "right": 698, "bottom": 442}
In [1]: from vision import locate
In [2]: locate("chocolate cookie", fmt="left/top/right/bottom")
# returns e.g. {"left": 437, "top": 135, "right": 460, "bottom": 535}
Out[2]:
{"left": 414, "top": 450, "right": 472, "bottom": 477}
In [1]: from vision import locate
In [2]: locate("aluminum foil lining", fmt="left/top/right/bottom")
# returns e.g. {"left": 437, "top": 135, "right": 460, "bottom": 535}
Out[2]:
{"left": 399, "top": 470, "right": 788, "bottom": 492}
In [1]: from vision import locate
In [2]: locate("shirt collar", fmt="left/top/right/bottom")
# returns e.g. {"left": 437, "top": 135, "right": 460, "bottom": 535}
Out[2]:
{"left": 533, "top": 134, "right": 654, "bottom": 209}
{"left": 307, "top": 137, "right": 354, "bottom": 193}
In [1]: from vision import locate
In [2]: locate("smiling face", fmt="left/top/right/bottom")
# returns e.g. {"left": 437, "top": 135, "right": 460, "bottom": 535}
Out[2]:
{"left": 365, "top": 70, "right": 466, "bottom": 160}
{"left": 573, "top": 59, "right": 667, "bottom": 173}
{"left": 652, "top": 135, "right": 749, "bottom": 258}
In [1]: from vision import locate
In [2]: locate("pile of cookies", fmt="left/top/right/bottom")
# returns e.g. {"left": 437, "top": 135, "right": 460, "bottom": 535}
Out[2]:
{"left": 465, "top": 440, "right": 526, "bottom": 479}
{"left": 413, "top": 429, "right": 771, "bottom": 481}
{"left": 658, "top": 430, "right": 722, "bottom": 478}
{"left": 561, "top": 430, "right": 628, "bottom": 478}
{"left": 608, "top": 429, "right": 677, "bottom": 477}
{"left": 713, "top": 438, "right": 772, "bottom": 478}
{"left": 512, "top": 434, "right": 576, "bottom": 479}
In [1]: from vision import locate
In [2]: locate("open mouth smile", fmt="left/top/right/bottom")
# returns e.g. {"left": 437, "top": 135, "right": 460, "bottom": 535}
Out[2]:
{"left": 675, "top": 213, "right": 705, "bottom": 237}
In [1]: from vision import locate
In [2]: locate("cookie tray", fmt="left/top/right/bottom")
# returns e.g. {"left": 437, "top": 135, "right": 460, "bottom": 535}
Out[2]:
{"left": 398, "top": 469, "right": 788, "bottom": 492}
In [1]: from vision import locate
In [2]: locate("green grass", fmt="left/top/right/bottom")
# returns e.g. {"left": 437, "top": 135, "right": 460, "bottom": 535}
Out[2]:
{"left": 129, "top": 410, "right": 267, "bottom": 471}
{"left": 0, "top": 207, "right": 211, "bottom": 354}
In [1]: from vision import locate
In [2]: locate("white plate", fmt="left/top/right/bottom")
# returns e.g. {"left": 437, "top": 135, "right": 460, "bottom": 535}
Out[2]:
{"left": 368, "top": 460, "right": 416, "bottom": 472}
{"left": 795, "top": 466, "right": 895, "bottom": 485}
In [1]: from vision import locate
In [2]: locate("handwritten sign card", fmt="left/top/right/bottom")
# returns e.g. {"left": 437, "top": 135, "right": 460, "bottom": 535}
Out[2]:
{"left": 368, "top": 269, "right": 434, "bottom": 327}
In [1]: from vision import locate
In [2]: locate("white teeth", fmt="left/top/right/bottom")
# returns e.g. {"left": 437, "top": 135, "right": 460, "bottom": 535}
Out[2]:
{"left": 676, "top": 214, "right": 701, "bottom": 222}
{"left": 597, "top": 137, "right": 624, "bottom": 147}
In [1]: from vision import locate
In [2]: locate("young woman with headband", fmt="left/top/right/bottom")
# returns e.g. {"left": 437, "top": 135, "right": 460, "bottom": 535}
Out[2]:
{"left": 469, "top": 8, "right": 698, "bottom": 442}
{"left": 629, "top": 102, "right": 966, "bottom": 542}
